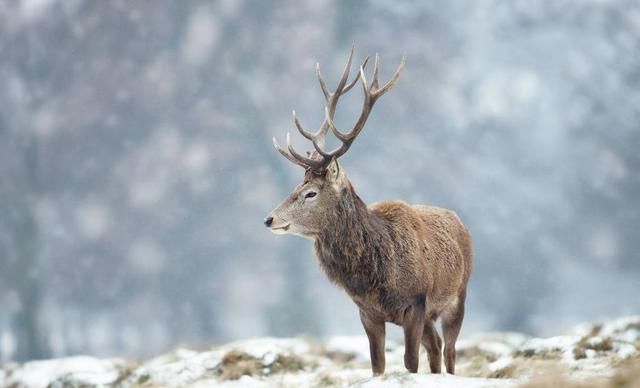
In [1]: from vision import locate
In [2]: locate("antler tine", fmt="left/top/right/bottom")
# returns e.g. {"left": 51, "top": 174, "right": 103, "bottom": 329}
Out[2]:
{"left": 324, "top": 106, "right": 348, "bottom": 142}
{"left": 315, "top": 48, "right": 361, "bottom": 147}
{"left": 371, "top": 53, "right": 380, "bottom": 90}
{"left": 325, "top": 66, "right": 369, "bottom": 143}
{"left": 317, "top": 46, "right": 355, "bottom": 99}
{"left": 318, "top": 54, "right": 369, "bottom": 101}
{"left": 372, "top": 55, "right": 406, "bottom": 98}
{"left": 273, "top": 136, "right": 309, "bottom": 169}
{"left": 334, "top": 45, "right": 355, "bottom": 97}
{"left": 337, "top": 66, "right": 372, "bottom": 140}
{"left": 292, "top": 110, "right": 314, "bottom": 141}
{"left": 318, "top": 67, "right": 371, "bottom": 161}
{"left": 313, "top": 50, "right": 367, "bottom": 148}
{"left": 316, "top": 63, "right": 330, "bottom": 101}
{"left": 286, "top": 132, "right": 328, "bottom": 171}
{"left": 286, "top": 132, "right": 313, "bottom": 164}
{"left": 311, "top": 134, "right": 333, "bottom": 158}
{"left": 343, "top": 56, "right": 369, "bottom": 94}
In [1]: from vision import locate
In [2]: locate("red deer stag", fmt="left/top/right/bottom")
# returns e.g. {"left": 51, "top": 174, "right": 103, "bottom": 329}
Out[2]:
{"left": 264, "top": 47, "right": 473, "bottom": 375}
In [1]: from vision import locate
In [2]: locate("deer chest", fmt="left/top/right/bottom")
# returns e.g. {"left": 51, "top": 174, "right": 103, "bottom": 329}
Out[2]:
{"left": 349, "top": 287, "right": 415, "bottom": 325}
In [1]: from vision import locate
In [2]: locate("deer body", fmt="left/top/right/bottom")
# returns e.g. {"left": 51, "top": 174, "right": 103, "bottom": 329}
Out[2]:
{"left": 266, "top": 48, "right": 473, "bottom": 375}
{"left": 316, "top": 197, "right": 471, "bottom": 325}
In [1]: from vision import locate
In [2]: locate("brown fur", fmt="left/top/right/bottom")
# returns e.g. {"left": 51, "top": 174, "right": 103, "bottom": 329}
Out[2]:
{"left": 267, "top": 163, "right": 473, "bottom": 375}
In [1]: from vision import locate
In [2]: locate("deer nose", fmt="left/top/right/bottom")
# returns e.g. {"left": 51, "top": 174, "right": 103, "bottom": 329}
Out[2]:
{"left": 264, "top": 217, "right": 274, "bottom": 227}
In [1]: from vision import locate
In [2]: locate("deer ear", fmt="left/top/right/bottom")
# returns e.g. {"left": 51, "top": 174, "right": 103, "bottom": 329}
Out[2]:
{"left": 327, "top": 158, "right": 341, "bottom": 181}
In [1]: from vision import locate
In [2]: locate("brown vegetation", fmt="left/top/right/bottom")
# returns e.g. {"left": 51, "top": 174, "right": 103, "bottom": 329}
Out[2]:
{"left": 520, "top": 358, "right": 640, "bottom": 388}
{"left": 214, "top": 350, "right": 307, "bottom": 380}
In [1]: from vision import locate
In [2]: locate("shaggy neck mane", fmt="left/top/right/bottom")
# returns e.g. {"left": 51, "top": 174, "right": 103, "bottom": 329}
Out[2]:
{"left": 313, "top": 182, "right": 392, "bottom": 296}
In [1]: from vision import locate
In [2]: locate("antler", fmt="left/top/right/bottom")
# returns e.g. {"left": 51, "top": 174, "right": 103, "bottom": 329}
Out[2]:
{"left": 274, "top": 47, "right": 405, "bottom": 174}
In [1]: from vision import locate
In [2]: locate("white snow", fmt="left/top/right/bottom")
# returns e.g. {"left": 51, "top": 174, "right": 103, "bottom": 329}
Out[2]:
{"left": 2, "top": 316, "right": 638, "bottom": 388}
{"left": 488, "top": 356, "right": 514, "bottom": 373}
{"left": 220, "top": 337, "right": 312, "bottom": 360}
{"left": 356, "top": 373, "right": 515, "bottom": 388}
{"left": 600, "top": 315, "right": 640, "bottom": 340}
{"left": 323, "top": 335, "right": 374, "bottom": 362}
{"left": 617, "top": 343, "right": 637, "bottom": 359}
{"left": 520, "top": 335, "right": 581, "bottom": 362}
{"left": 4, "top": 356, "right": 130, "bottom": 387}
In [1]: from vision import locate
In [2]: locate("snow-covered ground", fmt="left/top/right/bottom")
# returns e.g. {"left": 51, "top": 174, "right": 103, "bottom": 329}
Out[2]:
{"left": 1, "top": 316, "right": 639, "bottom": 387}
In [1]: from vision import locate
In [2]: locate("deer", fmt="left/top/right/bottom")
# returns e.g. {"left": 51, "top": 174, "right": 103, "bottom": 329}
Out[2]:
{"left": 264, "top": 47, "right": 473, "bottom": 376}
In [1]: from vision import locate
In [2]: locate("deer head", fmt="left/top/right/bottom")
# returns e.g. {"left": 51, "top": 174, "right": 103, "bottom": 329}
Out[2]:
{"left": 265, "top": 47, "right": 405, "bottom": 238}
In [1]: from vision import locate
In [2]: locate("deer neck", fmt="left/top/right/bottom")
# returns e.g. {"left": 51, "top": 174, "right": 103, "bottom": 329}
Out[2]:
{"left": 313, "top": 184, "right": 390, "bottom": 296}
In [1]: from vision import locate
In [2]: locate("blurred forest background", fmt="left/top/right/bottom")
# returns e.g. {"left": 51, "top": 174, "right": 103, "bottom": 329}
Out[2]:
{"left": 1, "top": 0, "right": 639, "bottom": 362}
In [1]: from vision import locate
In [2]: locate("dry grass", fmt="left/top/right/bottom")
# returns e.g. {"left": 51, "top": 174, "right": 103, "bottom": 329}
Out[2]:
{"left": 268, "top": 353, "right": 308, "bottom": 374}
{"left": 520, "top": 373, "right": 597, "bottom": 388}
{"left": 455, "top": 320, "right": 639, "bottom": 384}
{"left": 215, "top": 350, "right": 263, "bottom": 380}
{"left": 573, "top": 325, "right": 614, "bottom": 360}
{"left": 458, "top": 342, "right": 567, "bottom": 378}
{"left": 312, "top": 372, "right": 341, "bottom": 387}
{"left": 497, "top": 358, "right": 569, "bottom": 380}
{"left": 458, "top": 354, "right": 494, "bottom": 378}
{"left": 520, "top": 358, "right": 640, "bottom": 388}
{"left": 310, "top": 341, "right": 358, "bottom": 366}
{"left": 457, "top": 345, "right": 499, "bottom": 362}
{"left": 487, "top": 363, "right": 519, "bottom": 379}
{"left": 609, "top": 358, "right": 640, "bottom": 388}
{"left": 457, "top": 345, "right": 505, "bottom": 377}
{"left": 514, "top": 347, "right": 564, "bottom": 360}
{"left": 322, "top": 350, "right": 357, "bottom": 364}
{"left": 214, "top": 349, "right": 308, "bottom": 380}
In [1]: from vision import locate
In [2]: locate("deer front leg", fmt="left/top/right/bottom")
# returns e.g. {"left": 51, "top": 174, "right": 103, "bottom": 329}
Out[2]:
{"left": 359, "top": 310, "right": 386, "bottom": 375}
{"left": 402, "top": 299, "right": 426, "bottom": 373}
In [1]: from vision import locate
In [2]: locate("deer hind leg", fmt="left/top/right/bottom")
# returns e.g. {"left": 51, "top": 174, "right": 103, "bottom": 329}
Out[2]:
{"left": 421, "top": 317, "right": 443, "bottom": 373}
{"left": 441, "top": 290, "right": 466, "bottom": 374}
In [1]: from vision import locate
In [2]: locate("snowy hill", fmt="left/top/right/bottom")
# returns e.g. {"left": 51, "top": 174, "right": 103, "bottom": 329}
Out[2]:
{"left": 2, "top": 316, "right": 639, "bottom": 388}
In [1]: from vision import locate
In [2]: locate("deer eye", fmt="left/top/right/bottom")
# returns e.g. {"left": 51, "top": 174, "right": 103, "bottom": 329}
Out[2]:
{"left": 305, "top": 192, "right": 317, "bottom": 199}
